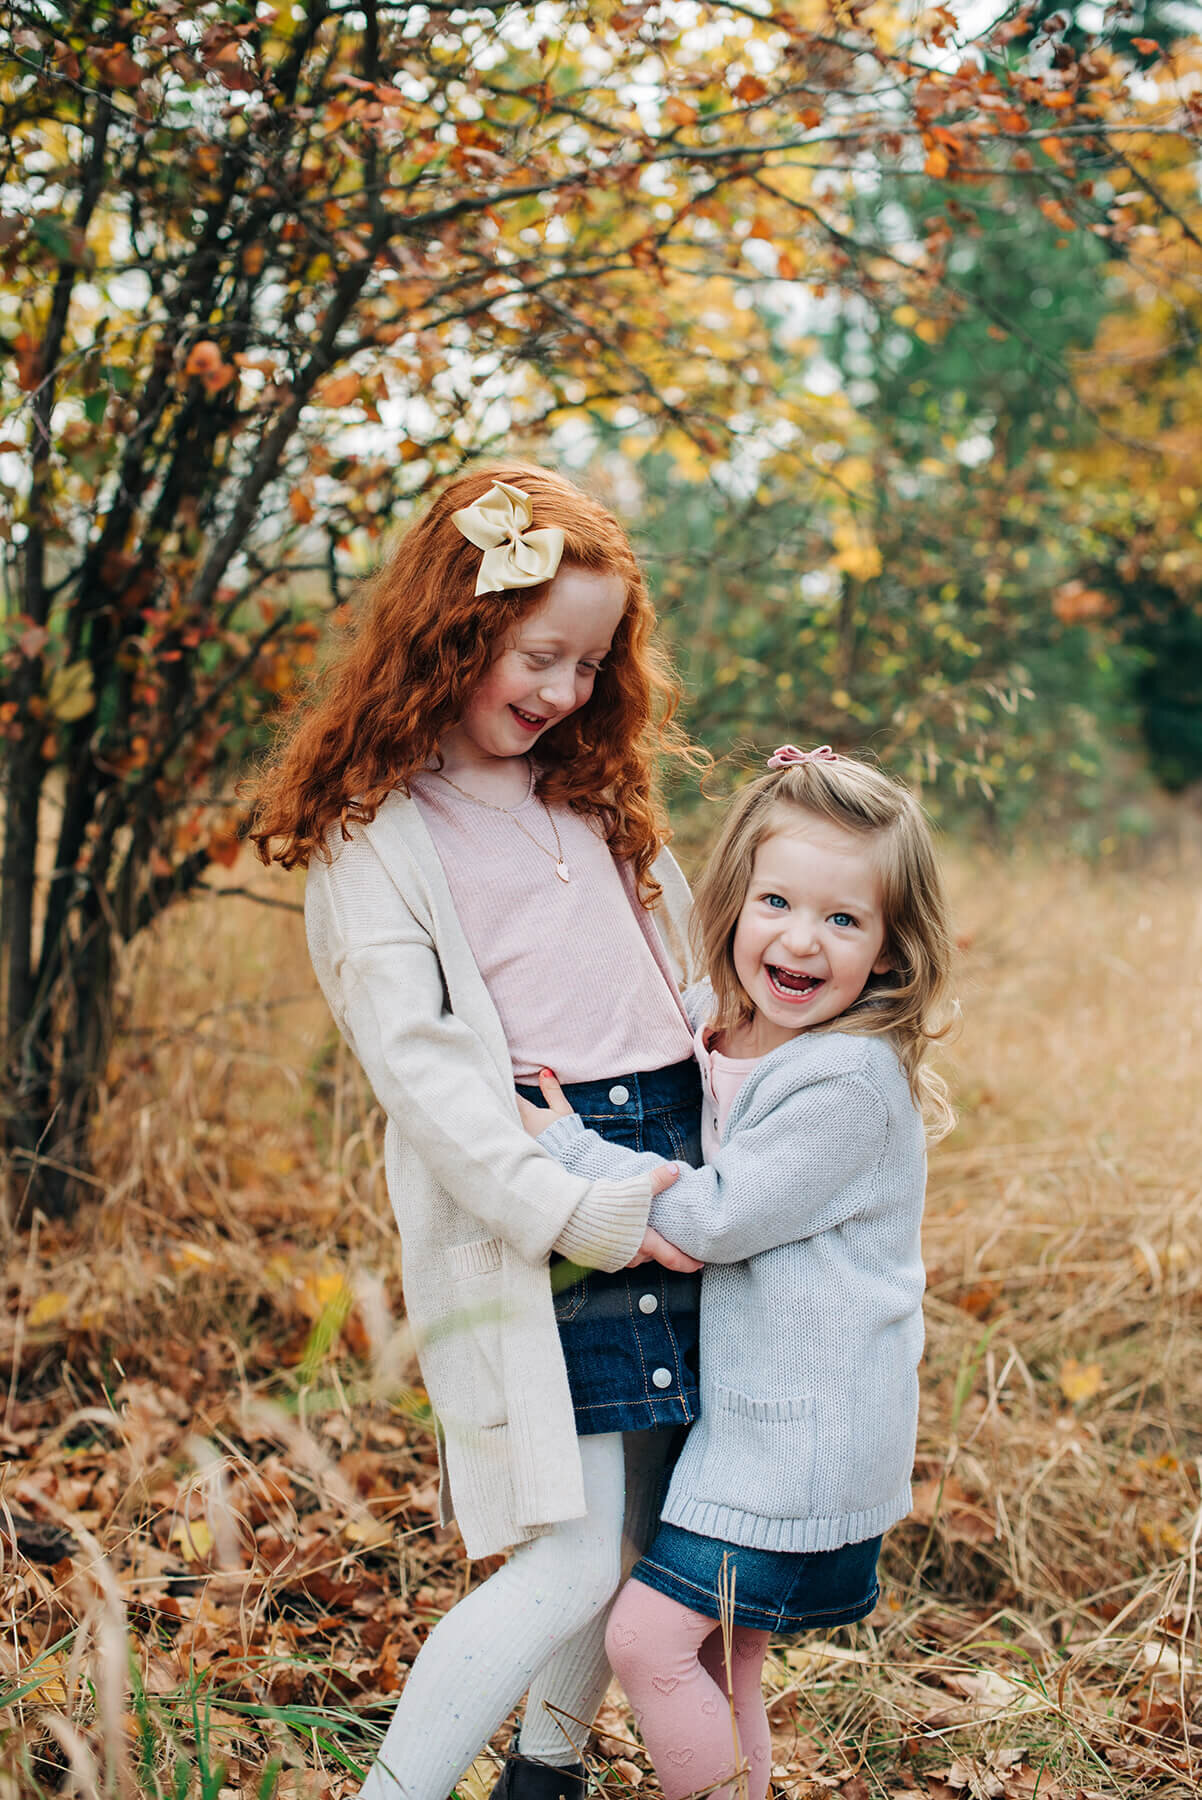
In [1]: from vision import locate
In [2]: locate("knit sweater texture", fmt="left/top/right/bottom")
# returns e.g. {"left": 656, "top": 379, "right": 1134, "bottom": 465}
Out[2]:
{"left": 539, "top": 983, "right": 928, "bottom": 1554}
{"left": 304, "top": 791, "right": 694, "bottom": 1558}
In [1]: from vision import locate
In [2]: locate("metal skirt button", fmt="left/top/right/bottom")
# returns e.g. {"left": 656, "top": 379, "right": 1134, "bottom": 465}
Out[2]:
{"left": 651, "top": 1367, "right": 673, "bottom": 1389}
{"left": 638, "top": 1293, "right": 659, "bottom": 1315}
{"left": 608, "top": 1084, "right": 630, "bottom": 1105}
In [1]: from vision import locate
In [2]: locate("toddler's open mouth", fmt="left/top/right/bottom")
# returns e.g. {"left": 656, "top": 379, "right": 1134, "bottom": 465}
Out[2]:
{"left": 767, "top": 966, "right": 824, "bottom": 1000}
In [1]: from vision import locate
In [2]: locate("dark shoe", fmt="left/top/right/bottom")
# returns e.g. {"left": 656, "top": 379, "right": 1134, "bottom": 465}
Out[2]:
{"left": 489, "top": 1754, "right": 587, "bottom": 1800}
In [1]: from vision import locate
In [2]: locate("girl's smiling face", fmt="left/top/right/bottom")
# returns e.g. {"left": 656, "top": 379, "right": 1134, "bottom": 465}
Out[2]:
{"left": 731, "top": 811, "right": 892, "bottom": 1055}
{"left": 440, "top": 566, "right": 626, "bottom": 771}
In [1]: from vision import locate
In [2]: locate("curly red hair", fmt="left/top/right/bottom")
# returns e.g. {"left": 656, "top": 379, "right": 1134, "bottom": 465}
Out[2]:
{"left": 249, "top": 462, "right": 701, "bottom": 895}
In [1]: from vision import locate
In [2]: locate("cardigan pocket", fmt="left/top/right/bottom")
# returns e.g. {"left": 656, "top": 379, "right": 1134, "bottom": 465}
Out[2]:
{"left": 443, "top": 1238, "right": 507, "bottom": 1428}
{"left": 694, "top": 1384, "right": 818, "bottom": 1516}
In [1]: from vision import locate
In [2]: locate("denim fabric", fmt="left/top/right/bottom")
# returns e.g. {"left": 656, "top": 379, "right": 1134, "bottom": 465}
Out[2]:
{"left": 630, "top": 1522, "right": 883, "bottom": 1633}
{"left": 518, "top": 1057, "right": 703, "bottom": 1435}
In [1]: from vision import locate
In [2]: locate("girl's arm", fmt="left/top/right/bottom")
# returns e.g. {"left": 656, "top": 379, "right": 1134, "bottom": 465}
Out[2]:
{"left": 527, "top": 1070, "right": 890, "bottom": 1263}
{"left": 307, "top": 843, "right": 655, "bottom": 1271}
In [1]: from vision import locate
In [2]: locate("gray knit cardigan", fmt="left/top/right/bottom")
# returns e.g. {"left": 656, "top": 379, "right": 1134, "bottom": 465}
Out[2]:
{"left": 539, "top": 984, "right": 927, "bottom": 1554}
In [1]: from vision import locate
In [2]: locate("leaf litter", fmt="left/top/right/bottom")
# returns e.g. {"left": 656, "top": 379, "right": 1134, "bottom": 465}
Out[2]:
{"left": 3, "top": 849, "right": 1202, "bottom": 1795}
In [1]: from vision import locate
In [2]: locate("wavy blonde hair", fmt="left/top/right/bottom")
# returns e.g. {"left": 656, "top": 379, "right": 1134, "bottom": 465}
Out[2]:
{"left": 693, "top": 753, "right": 956, "bottom": 1139}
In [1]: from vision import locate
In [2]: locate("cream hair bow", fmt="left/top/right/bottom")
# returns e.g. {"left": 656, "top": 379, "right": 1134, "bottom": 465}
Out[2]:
{"left": 451, "top": 480, "right": 566, "bottom": 597}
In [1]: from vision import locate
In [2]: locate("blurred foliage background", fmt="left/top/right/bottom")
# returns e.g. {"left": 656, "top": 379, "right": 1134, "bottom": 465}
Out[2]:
{"left": 2, "top": 0, "right": 1201, "bottom": 1203}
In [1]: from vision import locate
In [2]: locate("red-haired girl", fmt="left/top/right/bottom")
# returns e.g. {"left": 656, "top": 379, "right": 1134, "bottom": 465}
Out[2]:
{"left": 251, "top": 465, "right": 706, "bottom": 1800}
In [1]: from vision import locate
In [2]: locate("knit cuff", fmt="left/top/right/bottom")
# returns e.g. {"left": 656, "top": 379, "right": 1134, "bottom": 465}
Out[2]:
{"left": 552, "top": 1171, "right": 651, "bottom": 1272}
{"left": 539, "top": 1114, "right": 586, "bottom": 1157}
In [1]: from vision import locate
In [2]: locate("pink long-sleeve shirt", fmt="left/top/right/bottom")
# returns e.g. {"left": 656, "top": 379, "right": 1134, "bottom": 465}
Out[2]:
{"left": 411, "top": 774, "right": 693, "bottom": 1083}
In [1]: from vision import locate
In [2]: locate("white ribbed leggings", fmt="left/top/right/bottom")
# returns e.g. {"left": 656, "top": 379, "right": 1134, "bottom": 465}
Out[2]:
{"left": 358, "top": 1431, "right": 673, "bottom": 1799}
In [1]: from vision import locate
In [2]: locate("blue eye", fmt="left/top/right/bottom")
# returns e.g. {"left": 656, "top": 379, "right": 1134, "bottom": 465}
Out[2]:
{"left": 763, "top": 893, "right": 788, "bottom": 910}
{"left": 830, "top": 912, "right": 857, "bottom": 928}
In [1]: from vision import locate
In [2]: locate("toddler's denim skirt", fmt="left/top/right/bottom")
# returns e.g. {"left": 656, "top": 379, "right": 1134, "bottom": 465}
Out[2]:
{"left": 631, "top": 1522, "right": 883, "bottom": 1634}
{"left": 517, "top": 1056, "right": 703, "bottom": 1435}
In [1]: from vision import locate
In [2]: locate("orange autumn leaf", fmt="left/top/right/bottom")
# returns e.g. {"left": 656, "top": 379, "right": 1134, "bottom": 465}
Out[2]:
{"left": 94, "top": 44, "right": 144, "bottom": 89}
{"left": 315, "top": 372, "right": 361, "bottom": 407}
{"left": 183, "top": 341, "right": 235, "bottom": 393}
{"left": 13, "top": 332, "right": 42, "bottom": 391}
{"left": 1039, "top": 196, "right": 1076, "bottom": 232}
{"left": 207, "top": 828, "right": 241, "bottom": 868}
{"left": 1053, "top": 579, "right": 1111, "bottom": 622}
{"left": 925, "top": 149, "right": 950, "bottom": 179}
{"left": 662, "top": 97, "right": 698, "bottom": 128}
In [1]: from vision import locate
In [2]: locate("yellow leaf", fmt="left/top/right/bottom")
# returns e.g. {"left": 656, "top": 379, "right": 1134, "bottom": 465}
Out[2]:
{"left": 835, "top": 457, "right": 873, "bottom": 495}
{"left": 46, "top": 661, "right": 94, "bottom": 723}
{"left": 171, "top": 1518, "right": 215, "bottom": 1562}
{"left": 169, "top": 1242, "right": 217, "bottom": 1273}
{"left": 914, "top": 318, "right": 941, "bottom": 345}
{"left": 17, "top": 1651, "right": 68, "bottom": 1703}
{"left": 892, "top": 304, "right": 919, "bottom": 328}
{"left": 29, "top": 1290, "right": 71, "bottom": 1327}
{"left": 342, "top": 1513, "right": 393, "bottom": 1550}
{"left": 1140, "top": 1519, "right": 1186, "bottom": 1556}
{"left": 924, "top": 148, "right": 949, "bottom": 179}
{"left": 296, "top": 1269, "right": 351, "bottom": 1321}
{"left": 1058, "top": 1358, "right": 1103, "bottom": 1404}
{"left": 834, "top": 543, "right": 882, "bottom": 580}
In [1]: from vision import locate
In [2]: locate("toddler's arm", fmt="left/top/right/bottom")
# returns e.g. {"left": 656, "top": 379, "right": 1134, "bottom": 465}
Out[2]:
{"left": 527, "top": 1069, "right": 889, "bottom": 1263}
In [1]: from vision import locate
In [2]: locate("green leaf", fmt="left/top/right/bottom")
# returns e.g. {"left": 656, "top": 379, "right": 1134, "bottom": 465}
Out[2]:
{"left": 32, "top": 216, "right": 84, "bottom": 264}
{"left": 258, "top": 1758, "right": 283, "bottom": 1800}
{"left": 83, "top": 391, "right": 108, "bottom": 425}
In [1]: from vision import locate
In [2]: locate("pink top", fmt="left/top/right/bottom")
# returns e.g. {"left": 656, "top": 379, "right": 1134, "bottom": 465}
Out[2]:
{"left": 695, "top": 1021, "right": 761, "bottom": 1161}
{"left": 411, "top": 772, "right": 693, "bottom": 1083}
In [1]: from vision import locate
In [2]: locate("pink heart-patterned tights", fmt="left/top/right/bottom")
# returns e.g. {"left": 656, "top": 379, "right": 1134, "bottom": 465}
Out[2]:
{"left": 604, "top": 1577, "right": 772, "bottom": 1800}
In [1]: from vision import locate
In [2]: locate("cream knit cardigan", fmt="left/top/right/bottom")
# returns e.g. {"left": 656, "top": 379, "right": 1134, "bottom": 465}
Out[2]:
{"left": 304, "top": 790, "right": 694, "bottom": 1558}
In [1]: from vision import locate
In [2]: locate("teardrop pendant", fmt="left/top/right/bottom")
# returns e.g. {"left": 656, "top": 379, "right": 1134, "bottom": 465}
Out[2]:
{"left": 555, "top": 860, "right": 570, "bottom": 883}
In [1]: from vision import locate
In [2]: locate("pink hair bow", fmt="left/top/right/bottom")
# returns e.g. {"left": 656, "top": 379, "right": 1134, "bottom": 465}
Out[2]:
{"left": 766, "top": 744, "right": 838, "bottom": 770}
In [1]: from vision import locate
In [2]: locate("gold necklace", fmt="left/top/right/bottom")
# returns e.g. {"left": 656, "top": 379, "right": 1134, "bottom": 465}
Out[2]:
{"left": 433, "top": 762, "right": 571, "bottom": 883}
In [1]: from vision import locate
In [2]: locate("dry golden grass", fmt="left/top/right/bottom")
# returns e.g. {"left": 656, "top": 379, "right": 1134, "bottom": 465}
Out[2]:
{"left": 2, "top": 830, "right": 1200, "bottom": 1798}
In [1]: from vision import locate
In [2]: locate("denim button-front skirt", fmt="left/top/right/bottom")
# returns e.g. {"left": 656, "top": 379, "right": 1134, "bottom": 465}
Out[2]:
{"left": 631, "top": 1522, "right": 883, "bottom": 1634}
{"left": 517, "top": 1056, "right": 703, "bottom": 1435}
